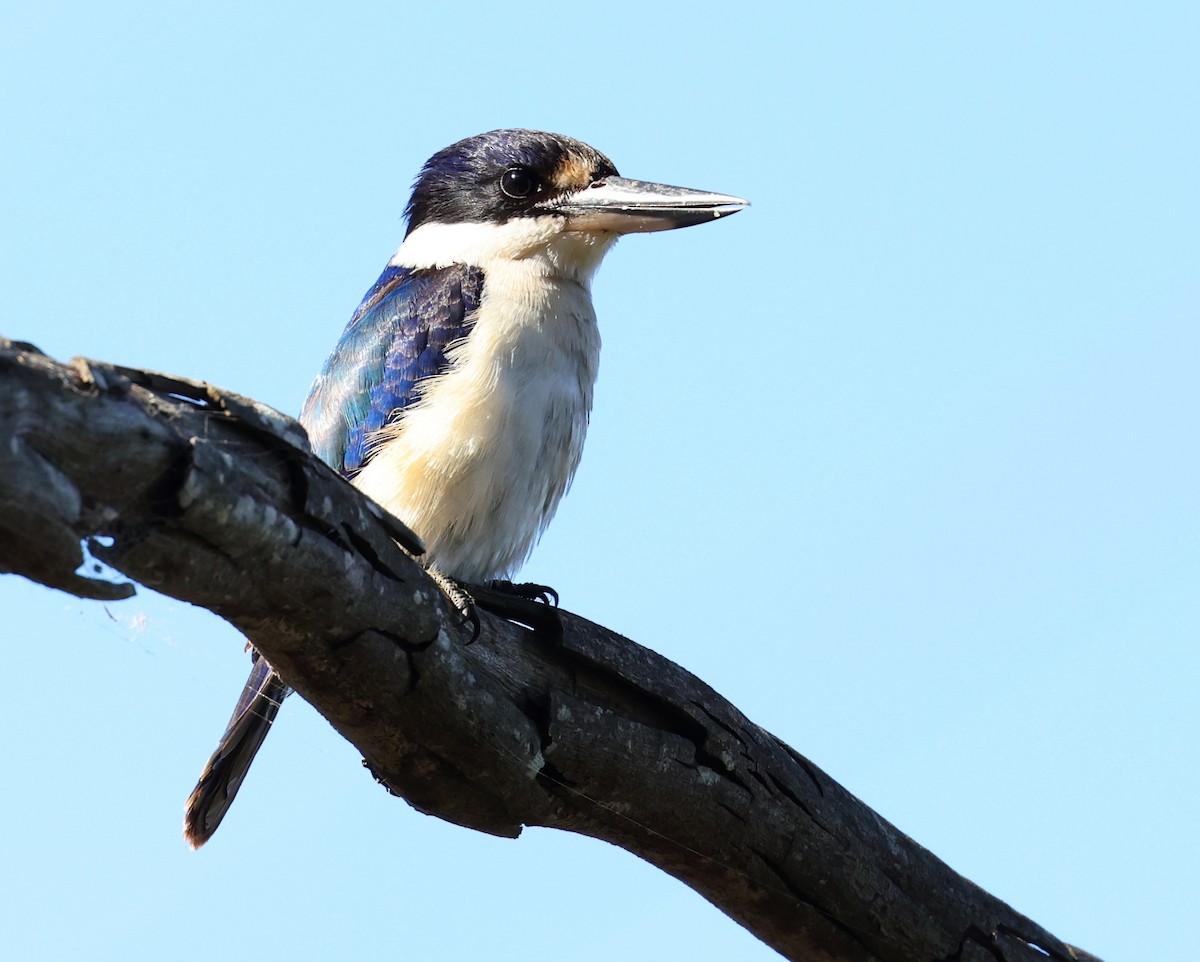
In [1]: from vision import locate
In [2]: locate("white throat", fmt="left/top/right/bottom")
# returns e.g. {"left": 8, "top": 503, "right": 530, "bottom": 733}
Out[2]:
{"left": 391, "top": 218, "right": 618, "bottom": 286}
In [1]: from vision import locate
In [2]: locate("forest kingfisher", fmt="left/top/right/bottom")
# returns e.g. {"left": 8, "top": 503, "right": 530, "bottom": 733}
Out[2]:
{"left": 183, "top": 128, "right": 747, "bottom": 847}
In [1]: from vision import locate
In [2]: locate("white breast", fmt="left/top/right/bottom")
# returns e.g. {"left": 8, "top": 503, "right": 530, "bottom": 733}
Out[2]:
{"left": 351, "top": 221, "right": 612, "bottom": 582}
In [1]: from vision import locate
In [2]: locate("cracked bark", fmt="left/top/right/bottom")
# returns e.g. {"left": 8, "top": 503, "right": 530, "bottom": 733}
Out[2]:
{"left": 0, "top": 337, "right": 1104, "bottom": 962}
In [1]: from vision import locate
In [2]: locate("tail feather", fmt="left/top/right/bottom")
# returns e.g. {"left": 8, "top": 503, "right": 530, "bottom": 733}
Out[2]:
{"left": 184, "top": 652, "right": 289, "bottom": 848}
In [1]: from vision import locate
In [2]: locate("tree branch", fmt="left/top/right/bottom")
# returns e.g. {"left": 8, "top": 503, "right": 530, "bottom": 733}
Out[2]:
{"left": 0, "top": 337, "right": 1102, "bottom": 962}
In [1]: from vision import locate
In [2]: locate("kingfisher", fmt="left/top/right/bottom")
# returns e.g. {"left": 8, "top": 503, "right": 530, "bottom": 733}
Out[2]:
{"left": 183, "top": 129, "right": 747, "bottom": 848}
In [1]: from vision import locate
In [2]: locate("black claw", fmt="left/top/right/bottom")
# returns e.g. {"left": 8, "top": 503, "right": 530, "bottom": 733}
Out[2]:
{"left": 427, "top": 572, "right": 563, "bottom": 642}
{"left": 464, "top": 604, "right": 482, "bottom": 643}
{"left": 486, "top": 580, "right": 559, "bottom": 607}
{"left": 469, "top": 580, "right": 564, "bottom": 642}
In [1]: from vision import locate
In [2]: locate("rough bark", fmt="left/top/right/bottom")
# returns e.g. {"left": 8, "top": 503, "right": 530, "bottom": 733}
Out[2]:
{"left": 0, "top": 337, "right": 1103, "bottom": 962}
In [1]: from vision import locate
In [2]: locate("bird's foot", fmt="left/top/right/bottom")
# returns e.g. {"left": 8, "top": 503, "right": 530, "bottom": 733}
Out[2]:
{"left": 427, "top": 571, "right": 562, "bottom": 642}
{"left": 468, "top": 580, "right": 563, "bottom": 641}
{"left": 426, "top": 567, "right": 482, "bottom": 639}
{"left": 486, "top": 580, "right": 559, "bottom": 607}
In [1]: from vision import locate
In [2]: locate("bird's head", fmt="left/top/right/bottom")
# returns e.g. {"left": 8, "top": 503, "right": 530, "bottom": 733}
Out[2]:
{"left": 393, "top": 129, "right": 747, "bottom": 281}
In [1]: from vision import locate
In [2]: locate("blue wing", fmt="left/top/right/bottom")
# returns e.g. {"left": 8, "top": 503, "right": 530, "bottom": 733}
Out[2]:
{"left": 300, "top": 263, "right": 485, "bottom": 479}
{"left": 185, "top": 264, "right": 486, "bottom": 847}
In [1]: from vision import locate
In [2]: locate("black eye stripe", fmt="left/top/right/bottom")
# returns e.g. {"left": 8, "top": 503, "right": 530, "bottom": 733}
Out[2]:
{"left": 405, "top": 131, "right": 620, "bottom": 229}
{"left": 499, "top": 165, "right": 538, "bottom": 200}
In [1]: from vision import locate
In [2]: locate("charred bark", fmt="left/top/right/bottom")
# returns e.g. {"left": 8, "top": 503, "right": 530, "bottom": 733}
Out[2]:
{"left": 0, "top": 338, "right": 1102, "bottom": 962}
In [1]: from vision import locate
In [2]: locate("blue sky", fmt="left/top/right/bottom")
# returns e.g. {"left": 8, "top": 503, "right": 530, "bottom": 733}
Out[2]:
{"left": 1, "top": 3, "right": 1196, "bottom": 960}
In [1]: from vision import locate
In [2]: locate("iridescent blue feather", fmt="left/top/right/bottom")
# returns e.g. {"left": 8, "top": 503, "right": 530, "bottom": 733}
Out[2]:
{"left": 300, "top": 264, "right": 484, "bottom": 478}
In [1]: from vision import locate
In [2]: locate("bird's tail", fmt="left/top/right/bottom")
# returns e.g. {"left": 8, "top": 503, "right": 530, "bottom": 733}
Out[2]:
{"left": 183, "top": 650, "right": 289, "bottom": 848}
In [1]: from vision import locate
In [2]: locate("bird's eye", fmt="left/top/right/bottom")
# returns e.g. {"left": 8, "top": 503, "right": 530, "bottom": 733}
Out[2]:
{"left": 499, "top": 166, "right": 538, "bottom": 200}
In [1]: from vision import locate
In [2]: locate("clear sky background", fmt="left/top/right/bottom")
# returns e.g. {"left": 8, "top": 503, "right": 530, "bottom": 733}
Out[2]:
{"left": 2, "top": 3, "right": 1196, "bottom": 960}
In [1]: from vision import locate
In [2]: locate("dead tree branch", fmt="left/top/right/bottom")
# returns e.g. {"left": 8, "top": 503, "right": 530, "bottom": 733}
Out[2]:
{"left": 0, "top": 337, "right": 1102, "bottom": 962}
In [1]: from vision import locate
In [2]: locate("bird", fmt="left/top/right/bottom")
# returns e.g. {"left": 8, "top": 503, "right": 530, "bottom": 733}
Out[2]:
{"left": 183, "top": 128, "right": 747, "bottom": 848}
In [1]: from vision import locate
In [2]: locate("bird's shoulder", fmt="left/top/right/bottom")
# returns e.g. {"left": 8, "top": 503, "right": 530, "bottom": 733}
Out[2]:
{"left": 300, "top": 262, "right": 484, "bottom": 478}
